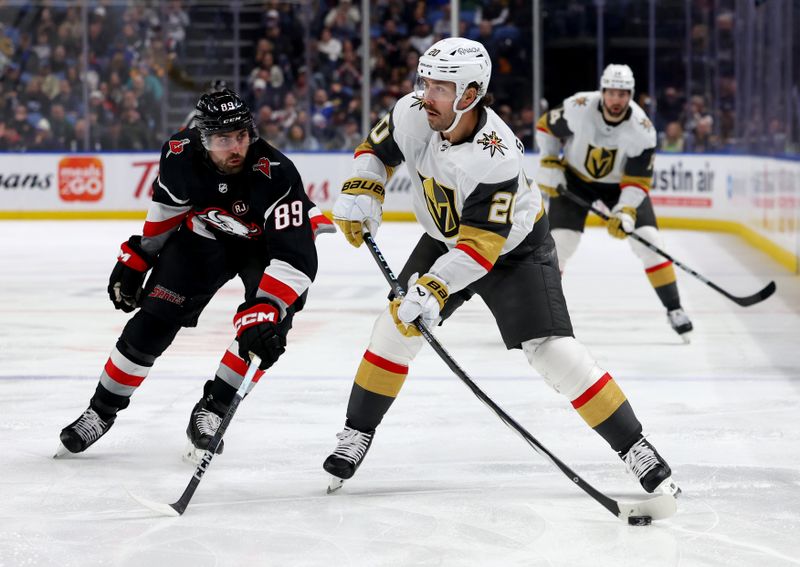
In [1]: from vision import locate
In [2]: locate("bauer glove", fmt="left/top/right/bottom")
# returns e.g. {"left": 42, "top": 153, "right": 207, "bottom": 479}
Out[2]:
{"left": 108, "top": 236, "right": 154, "bottom": 313}
{"left": 233, "top": 298, "right": 286, "bottom": 370}
{"left": 390, "top": 273, "right": 449, "bottom": 336}
{"left": 536, "top": 156, "right": 566, "bottom": 198}
{"left": 332, "top": 176, "right": 385, "bottom": 247}
{"left": 606, "top": 204, "right": 637, "bottom": 239}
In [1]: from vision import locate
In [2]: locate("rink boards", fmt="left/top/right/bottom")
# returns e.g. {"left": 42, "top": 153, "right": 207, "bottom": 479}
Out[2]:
{"left": 0, "top": 151, "right": 797, "bottom": 271}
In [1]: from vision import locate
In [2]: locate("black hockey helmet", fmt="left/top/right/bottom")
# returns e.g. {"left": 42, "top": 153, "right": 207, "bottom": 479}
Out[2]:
{"left": 194, "top": 88, "right": 257, "bottom": 150}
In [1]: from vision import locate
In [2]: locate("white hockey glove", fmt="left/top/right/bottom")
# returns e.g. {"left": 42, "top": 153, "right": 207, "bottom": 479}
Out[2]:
{"left": 606, "top": 204, "right": 637, "bottom": 239}
{"left": 536, "top": 156, "right": 566, "bottom": 198}
{"left": 332, "top": 177, "right": 385, "bottom": 247}
{"left": 390, "top": 273, "right": 449, "bottom": 337}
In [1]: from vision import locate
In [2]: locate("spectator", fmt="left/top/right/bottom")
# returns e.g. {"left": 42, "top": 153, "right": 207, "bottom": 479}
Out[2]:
{"left": 317, "top": 27, "right": 343, "bottom": 64}
{"left": 31, "top": 117, "right": 57, "bottom": 150}
{"left": 690, "top": 115, "right": 719, "bottom": 153}
{"left": 284, "top": 123, "right": 319, "bottom": 151}
{"left": 48, "top": 102, "right": 75, "bottom": 149}
{"left": 660, "top": 121, "right": 685, "bottom": 153}
{"left": 118, "top": 108, "right": 151, "bottom": 150}
{"left": 324, "top": 0, "right": 360, "bottom": 38}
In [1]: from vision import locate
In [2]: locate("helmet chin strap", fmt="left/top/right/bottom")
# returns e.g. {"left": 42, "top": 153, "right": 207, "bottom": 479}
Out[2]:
{"left": 443, "top": 95, "right": 481, "bottom": 134}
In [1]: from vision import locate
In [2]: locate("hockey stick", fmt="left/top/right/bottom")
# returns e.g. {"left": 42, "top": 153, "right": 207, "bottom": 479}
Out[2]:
{"left": 128, "top": 355, "right": 262, "bottom": 517}
{"left": 362, "top": 232, "right": 676, "bottom": 522}
{"left": 555, "top": 185, "right": 776, "bottom": 307}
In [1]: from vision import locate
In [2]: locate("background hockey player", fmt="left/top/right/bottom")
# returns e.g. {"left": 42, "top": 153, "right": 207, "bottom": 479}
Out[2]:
{"left": 324, "top": 37, "right": 680, "bottom": 499}
{"left": 56, "top": 89, "right": 334, "bottom": 461}
{"left": 535, "top": 64, "right": 693, "bottom": 342}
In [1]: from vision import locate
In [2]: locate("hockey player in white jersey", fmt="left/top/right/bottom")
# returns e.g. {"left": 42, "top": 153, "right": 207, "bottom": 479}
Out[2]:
{"left": 536, "top": 64, "right": 692, "bottom": 341}
{"left": 323, "top": 38, "right": 680, "bottom": 500}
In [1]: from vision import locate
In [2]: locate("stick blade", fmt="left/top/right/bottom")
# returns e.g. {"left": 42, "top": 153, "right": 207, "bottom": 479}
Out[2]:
{"left": 734, "top": 280, "right": 776, "bottom": 307}
{"left": 616, "top": 493, "right": 677, "bottom": 522}
{"left": 127, "top": 488, "right": 181, "bottom": 517}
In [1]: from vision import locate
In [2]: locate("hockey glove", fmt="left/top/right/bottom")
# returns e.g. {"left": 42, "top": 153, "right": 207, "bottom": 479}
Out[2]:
{"left": 392, "top": 273, "right": 449, "bottom": 335}
{"left": 332, "top": 177, "right": 385, "bottom": 247}
{"left": 108, "top": 236, "right": 154, "bottom": 313}
{"left": 606, "top": 204, "right": 637, "bottom": 239}
{"left": 536, "top": 156, "right": 567, "bottom": 198}
{"left": 234, "top": 298, "right": 286, "bottom": 370}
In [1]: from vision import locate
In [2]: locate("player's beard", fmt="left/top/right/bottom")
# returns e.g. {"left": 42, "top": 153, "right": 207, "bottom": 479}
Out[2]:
{"left": 603, "top": 103, "right": 627, "bottom": 120}
{"left": 426, "top": 109, "right": 454, "bottom": 132}
{"left": 220, "top": 154, "right": 244, "bottom": 174}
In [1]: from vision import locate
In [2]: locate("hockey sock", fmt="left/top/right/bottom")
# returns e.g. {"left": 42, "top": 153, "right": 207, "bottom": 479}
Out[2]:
{"left": 570, "top": 372, "right": 643, "bottom": 453}
{"left": 645, "top": 261, "right": 681, "bottom": 310}
{"left": 346, "top": 350, "right": 408, "bottom": 431}
{"left": 90, "top": 383, "right": 131, "bottom": 421}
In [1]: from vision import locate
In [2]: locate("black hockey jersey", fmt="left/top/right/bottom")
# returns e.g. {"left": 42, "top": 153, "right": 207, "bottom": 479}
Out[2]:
{"left": 139, "top": 128, "right": 334, "bottom": 315}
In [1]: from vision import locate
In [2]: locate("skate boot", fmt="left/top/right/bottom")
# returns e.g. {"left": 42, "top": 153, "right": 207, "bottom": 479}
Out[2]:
{"left": 184, "top": 381, "right": 228, "bottom": 464}
{"left": 323, "top": 423, "right": 375, "bottom": 493}
{"left": 620, "top": 437, "right": 681, "bottom": 497}
{"left": 56, "top": 407, "right": 116, "bottom": 457}
{"left": 667, "top": 308, "right": 693, "bottom": 343}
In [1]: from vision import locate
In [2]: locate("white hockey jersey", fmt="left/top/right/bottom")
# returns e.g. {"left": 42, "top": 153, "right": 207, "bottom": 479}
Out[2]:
{"left": 536, "top": 90, "right": 657, "bottom": 193}
{"left": 349, "top": 92, "right": 542, "bottom": 293}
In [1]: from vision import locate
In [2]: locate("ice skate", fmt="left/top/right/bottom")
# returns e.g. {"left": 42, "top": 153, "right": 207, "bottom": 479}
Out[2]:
{"left": 55, "top": 407, "right": 116, "bottom": 457}
{"left": 323, "top": 424, "right": 375, "bottom": 493}
{"left": 620, "top": 437, "right": 681, "bottom": 497}
{"left": 184, "top": 385, "right": 227, "bottom": 465}
{"left": 667, "top": 308, "right": 693, "bottom": 343}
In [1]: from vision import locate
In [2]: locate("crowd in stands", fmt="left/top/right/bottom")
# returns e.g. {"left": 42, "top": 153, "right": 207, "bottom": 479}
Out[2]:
{"left": 0, "top": 1, "right": 794, "bottom": 155}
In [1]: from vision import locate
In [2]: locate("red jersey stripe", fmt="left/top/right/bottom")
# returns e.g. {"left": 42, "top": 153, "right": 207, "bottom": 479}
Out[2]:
{"left": 258, "top": 273, "right": 300, "bottom": 306}
{"left": 143, "top": 214, "right": 186, "bottom": 237}
{"left": 455, "top": 243, "right": 494, "bottom": 271}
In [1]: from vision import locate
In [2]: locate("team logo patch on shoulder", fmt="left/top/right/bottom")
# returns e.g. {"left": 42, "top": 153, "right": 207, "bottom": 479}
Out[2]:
{"left": 411, "top": 95, "right": 426, "bottom": 110}
{"left": 252, "top": 157, "right": 280, "bottom": 178}
{"left": 477, "top": 131, "right": 508, "bottom": 157}
{"left": 166, "top": 138, "right": 190, "bottom": 157}
{"left": 639, "top": 118, "right": 653, "bottom": 131}
{"left": 572, "top": 96, "right": 588, "bottom": 107}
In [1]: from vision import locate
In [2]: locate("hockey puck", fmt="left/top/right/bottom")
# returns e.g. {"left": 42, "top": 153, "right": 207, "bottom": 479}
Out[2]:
{"left": 627, "top": 515, "right": 652, "bottom": 526}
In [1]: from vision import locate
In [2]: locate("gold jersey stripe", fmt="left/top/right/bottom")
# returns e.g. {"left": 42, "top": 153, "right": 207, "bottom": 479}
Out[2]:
{"left": 354, "top": 358, "right": 407, "bottom": 398}
{"left": 457, "top": 224, "right": 507, "bottom": 267}
{"left": 536, "top": 113, "right": 552, "bottom": 134}
{"left": 646, "top": 262, "right": 677, "bottom": 288}
{"left": 540, "top": 155, "right": 563, "bottom": 169}
{"left": 574, "top": 378, "right": 627, "bottom": 428}
{"left": 620, "top": 174, "right": 653, "bottom": 192}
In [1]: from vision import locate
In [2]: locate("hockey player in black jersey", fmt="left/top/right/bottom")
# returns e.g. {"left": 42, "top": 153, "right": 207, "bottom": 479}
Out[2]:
{"left": 56, "top": 89, "right": 334, "bottom": 462}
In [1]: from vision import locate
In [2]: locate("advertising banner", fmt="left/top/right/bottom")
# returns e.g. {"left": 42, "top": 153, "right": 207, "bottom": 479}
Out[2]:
{"left": 1, "top": 152, "right": 797, "bottom": 270}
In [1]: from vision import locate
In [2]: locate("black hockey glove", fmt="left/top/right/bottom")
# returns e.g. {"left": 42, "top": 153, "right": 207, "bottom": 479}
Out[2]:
{"left": 233, "top": 298, "right": 287, "bottom": 370}
{"left": 107, "top": 236, "right": 154, "bottom": 313}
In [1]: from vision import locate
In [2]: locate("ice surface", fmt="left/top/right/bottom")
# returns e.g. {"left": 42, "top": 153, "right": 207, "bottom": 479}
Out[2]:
{"left": 1, "top": 221, "right": 799, "bottom": 566}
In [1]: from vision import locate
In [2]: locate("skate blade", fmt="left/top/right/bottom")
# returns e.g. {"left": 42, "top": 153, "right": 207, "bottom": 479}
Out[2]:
{"left": 327, "top": 476, "right": 345, "bottom": 494}
{"left": 678, "top": 331, "right": 692, "bottom": 344}
{"left": 182, "top": 441, "right": 206, "bottom": 466}
{"left": 53, "top": 442, "right": 72, "bottom": 458}
{"left": 656, "top": 477, "right": 682, "bottom": 498}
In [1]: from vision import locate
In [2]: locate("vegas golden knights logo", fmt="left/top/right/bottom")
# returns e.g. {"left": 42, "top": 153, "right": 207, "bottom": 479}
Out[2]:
{"left": 584, "top": 144, "right": 617, "bottom": 179}
{"left": 419, "top": 173, "right": 459, "bottom": 238}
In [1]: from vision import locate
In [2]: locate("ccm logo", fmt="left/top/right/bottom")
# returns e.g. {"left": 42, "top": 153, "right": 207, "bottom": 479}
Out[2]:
{"left": 234, "top": 311, "right": 275, "bottom": 332}
{"left": 58, "top": 157, "right": 104, "bottom": 201}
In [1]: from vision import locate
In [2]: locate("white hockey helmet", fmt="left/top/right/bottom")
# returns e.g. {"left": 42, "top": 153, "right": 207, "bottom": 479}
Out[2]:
{"left": 600, "top": 64, "right": 635, "bottom": 93}
{"left": 416, "top": 37, "right": 492, "bottom": 132}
